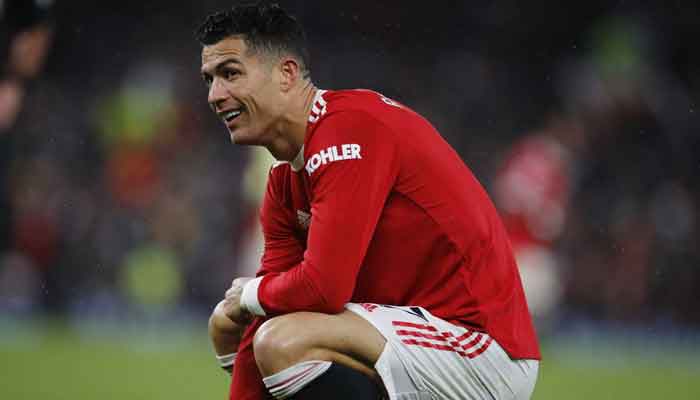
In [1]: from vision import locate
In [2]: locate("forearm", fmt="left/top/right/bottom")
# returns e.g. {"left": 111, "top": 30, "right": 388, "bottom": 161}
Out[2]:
{"left": 242, "top": 263, "right": 355, "bottom": 317}
{"left": 209, "top": 300, "right": 247, "bottom": 356}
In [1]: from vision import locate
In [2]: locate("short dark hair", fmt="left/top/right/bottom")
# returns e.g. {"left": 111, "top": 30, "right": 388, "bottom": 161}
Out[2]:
{"left": 196, "top": 2, "right": 311, "bottom": 77}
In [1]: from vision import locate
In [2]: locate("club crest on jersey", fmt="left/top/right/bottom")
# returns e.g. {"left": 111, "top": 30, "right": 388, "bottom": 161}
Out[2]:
{"left": 305, "top": 144, "right": 362, "bottom": 175}
{"left": 296, "top": 210, "right": 311, "bottom": 230}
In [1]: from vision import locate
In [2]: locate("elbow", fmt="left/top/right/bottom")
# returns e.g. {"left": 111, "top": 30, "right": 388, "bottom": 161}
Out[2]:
{"left": 300, "top": 261, "right": 356, "bottom": 314}
{"left": 317, "top": 286, "right": 352, "bottom": 314}
{"left": 321, "top": 300, "right": 347, "bottom": 314}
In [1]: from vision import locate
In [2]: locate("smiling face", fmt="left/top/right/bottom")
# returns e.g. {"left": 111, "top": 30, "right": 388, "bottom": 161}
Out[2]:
{"left": 201, "top": 36, "right": 285, "bottom": 145}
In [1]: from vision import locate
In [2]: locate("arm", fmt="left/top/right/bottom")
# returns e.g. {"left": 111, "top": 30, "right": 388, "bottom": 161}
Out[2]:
{"left": 257, "top": 164, "right": 305, "bottom": 276}
{"left": 209, "top": 300, "right": 246, "bottom": 366}
{"left": 228, "top": 165, "right": 306, "bottom": 400}
{"left": 223, "top": 164, "right": 307, "bottom": 323}
{"left": 242, "top": 111, "right": 399, "bottom": 315}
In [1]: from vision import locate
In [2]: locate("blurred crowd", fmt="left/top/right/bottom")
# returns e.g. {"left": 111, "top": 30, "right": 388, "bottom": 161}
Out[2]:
{"left": 1, "top": 1, "right": 698, "bottom": 332}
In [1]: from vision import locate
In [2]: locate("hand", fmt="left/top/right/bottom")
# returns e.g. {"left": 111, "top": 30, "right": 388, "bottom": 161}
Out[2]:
{"left": 222, "top": 277, "right": 254, "bottom": 324}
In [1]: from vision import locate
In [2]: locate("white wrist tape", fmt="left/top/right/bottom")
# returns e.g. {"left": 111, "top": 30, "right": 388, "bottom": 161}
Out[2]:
{"left": 241, "top": 277, "right": 266, "bottom": 316}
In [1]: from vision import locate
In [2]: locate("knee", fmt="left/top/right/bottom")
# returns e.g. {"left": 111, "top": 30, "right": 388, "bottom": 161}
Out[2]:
{"left": 253, "top": 314, "right": 316, "bottom": 372}
{"left": 208, "top": 300, "right": 235, "bottom": 336}
{"left": 253, "top": 314, "right": 306, "bottom": 358}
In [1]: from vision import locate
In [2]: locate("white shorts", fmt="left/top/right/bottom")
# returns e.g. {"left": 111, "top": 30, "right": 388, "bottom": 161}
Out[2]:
{"left": 346, "top": 303, "right": 539, "bottom": 400}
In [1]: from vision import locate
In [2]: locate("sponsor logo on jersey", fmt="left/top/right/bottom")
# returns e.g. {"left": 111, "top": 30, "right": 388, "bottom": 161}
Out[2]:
{"left": 305, "top": 144, "right": 362, "bottom": 175}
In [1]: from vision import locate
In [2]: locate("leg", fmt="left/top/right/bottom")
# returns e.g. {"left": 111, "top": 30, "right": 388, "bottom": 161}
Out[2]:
{"left": 253, "top": 310, "right": 387, "bottom": 399}
{"left": 253, "top": 310, "right": 386, "bottom": 378}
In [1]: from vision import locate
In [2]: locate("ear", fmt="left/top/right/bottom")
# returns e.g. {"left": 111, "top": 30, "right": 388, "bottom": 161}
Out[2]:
{"left": 279, "top": 57, "right": 303, "bottom": 92}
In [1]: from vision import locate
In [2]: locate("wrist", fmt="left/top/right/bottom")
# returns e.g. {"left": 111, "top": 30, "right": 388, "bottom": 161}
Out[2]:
{"left": 240, "top": 276, "right": 266, "bottom": 316}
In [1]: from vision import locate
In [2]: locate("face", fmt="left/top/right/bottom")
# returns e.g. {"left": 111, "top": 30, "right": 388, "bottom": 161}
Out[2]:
{"left": 200, "top": 36, "right": 283, "bottom": 145}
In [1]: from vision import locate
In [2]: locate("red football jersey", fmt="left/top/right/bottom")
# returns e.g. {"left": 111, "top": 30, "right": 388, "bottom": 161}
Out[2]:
{"left": 231, "top": 89, "right": 540, "bottom": 400}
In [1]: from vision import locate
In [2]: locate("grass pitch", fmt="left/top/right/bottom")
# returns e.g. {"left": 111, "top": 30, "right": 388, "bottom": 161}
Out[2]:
{"left": 1, "top": 318, "right": 698, "bottom": 399}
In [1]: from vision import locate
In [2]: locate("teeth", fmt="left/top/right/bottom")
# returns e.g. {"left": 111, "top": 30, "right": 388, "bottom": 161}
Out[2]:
{"left": 224, "top": 110, "right": 242, "bottom": 121}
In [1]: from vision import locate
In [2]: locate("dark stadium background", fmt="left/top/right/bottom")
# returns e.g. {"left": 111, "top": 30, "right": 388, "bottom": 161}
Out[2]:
{"left": 1, "top": 1, "right": 699, "bottom": 399}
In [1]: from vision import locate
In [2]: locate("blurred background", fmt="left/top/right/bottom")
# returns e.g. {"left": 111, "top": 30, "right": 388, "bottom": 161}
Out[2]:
{"left": 1, "top": 0, "right": 699, "bottom": 399}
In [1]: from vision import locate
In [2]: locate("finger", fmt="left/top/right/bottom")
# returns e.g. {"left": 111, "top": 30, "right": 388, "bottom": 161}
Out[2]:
{"left": 232, "top": 278, "right": 244, "bottom": 287}
{"left": 221, "top": 300, "right": 236, "bottom": 318}
{"left": 221, "top": 297, "right": 233, "bottom": 310}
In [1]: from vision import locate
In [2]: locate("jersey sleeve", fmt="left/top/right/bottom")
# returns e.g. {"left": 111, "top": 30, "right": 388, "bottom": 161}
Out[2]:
{"left": 246, "top": 110, "right": 400, "bottom": 315}
{"left": 256, "top": 166, "right": 305, "bottom": 276}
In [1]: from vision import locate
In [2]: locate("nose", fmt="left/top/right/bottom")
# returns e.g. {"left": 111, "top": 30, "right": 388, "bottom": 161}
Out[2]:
{"left": 208, "top": 78, "right": 227, "bottom": 111}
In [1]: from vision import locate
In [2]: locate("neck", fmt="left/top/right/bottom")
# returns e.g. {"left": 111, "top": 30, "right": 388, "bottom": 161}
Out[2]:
{"left": 265, "top": 81, "right": 317, "bottom": 161}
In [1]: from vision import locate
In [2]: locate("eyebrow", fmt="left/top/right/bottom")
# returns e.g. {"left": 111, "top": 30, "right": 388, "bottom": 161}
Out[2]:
{"left": 201, "top": 57, "right": 243, "bottom": 77}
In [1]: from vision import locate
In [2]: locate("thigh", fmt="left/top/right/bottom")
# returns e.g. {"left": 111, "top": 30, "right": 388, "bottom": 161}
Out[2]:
{"left": 307, "top": 310, "right": 386, "bottom": 366}
{"left": 257, "top": 310, "right": 387, "bottom": 370}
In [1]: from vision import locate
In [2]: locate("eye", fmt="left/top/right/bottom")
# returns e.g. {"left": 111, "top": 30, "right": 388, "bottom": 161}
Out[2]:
{"left": 223, "top": 69, "right": 240, "bottom": 80}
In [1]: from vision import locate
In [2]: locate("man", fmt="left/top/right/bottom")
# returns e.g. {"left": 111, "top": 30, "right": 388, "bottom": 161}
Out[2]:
{"left": 198, "top": 3, "right": 540, "bottom": 400}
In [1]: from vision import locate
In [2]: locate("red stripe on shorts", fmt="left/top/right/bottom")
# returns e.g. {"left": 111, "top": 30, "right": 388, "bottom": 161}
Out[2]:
{"left": 459, "top": 333, "right": 483, "bottom": 351}
{"left": 442, "top": 330, "right": 477, "bottom": 343}
{"left": 392, "top": 321, "right": 438, "bottom": 332}
{"left": 395, "top": 329, "right": 448, "bottom": 341}
{"left": 453, "top": 330, "right": 474, "bottom": 342}
{"left": 392, "top": 320, "right": 493, "bottom": 359}
{"left": 465, "top": 337, "right": 494, "bottom": 359}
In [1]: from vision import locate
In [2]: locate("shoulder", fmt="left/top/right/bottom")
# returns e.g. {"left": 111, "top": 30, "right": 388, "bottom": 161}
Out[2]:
{"left": 305, "top": 107, "right": 395, "bottom": 156}
{"left": 314, "top": 89, "right": 402, "bottom": 117}
{"left": 301, "top": 89, "right": 416, "bottom": 175}
{"left": 303, "top": 112, "right": 403, "bottom": 177}
{"left": 307, "top": 89, "right": 400, "bottom": 144}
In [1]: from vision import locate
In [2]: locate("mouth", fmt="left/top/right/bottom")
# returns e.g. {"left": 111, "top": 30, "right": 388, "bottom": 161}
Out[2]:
{"left": 220, "top": 107, "right": 245, "bottom": 125}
